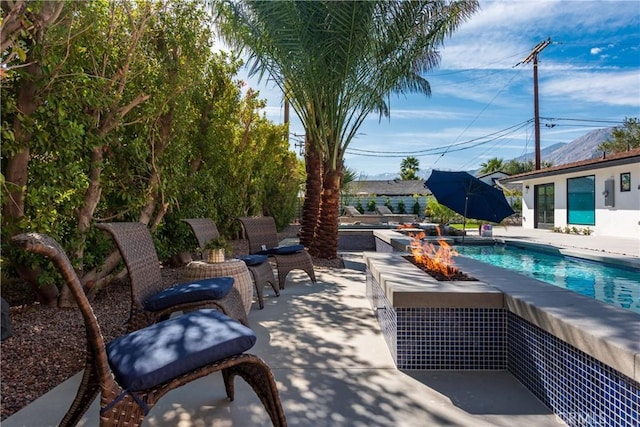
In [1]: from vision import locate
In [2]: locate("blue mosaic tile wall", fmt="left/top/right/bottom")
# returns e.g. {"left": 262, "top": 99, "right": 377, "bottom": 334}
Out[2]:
{"left": 366, "top": 269, "right": 506, "bottom": 370}
{"left": 508, "top": 312, "right": 640, "bottom": 427}
{"left": 366, "top": 271, "right": 397, "bottom": 361}
{"left": 397, "top": 307, "right": 506, "bottom": 370}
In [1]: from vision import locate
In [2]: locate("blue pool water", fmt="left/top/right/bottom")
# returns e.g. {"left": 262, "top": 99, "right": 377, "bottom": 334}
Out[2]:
{"left": 455, "top": 244, "right": 640, "bottom": 314}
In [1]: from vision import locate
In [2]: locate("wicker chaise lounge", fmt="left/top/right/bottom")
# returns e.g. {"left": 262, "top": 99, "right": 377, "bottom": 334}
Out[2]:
{"left": 12, "top": 232, "right": 287, "bottom": 427}
{"left": 182, "top": 218, "right": 279, "bottom": 309}
{"left": 96, "top": 222, "right": 248, "bottom": 330}
{"left": 238, "top": 216, "right": 316, "bottom": 289}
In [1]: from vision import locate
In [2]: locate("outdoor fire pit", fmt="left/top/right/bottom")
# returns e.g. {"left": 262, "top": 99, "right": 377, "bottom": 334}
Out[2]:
{"left": 403, "top": 255, "right": 477, "bottom": 281}
{"left": 403, "top": 230, "right": 478, "bottom": 281}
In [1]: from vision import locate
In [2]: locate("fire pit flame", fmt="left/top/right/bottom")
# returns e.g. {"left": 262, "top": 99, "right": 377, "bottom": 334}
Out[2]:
{"left": 408, "top": 231, "right": 460, "bottom": 279}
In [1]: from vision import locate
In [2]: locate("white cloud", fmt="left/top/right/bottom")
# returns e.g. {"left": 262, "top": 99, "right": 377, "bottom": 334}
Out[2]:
{"left": 591, "top": 47, "right": 604, "bottom": 55}
{"left": 543, "top": 69, "right": 640, "bottom": 107}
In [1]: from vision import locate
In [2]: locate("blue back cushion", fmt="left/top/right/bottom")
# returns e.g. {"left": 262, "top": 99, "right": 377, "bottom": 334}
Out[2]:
{"left": 107, "top": 309, "right": 256, "bottom": 391}
{"left": 237, "top": 254, "right": 268, "bottom": 266}
{"left": 257, "top": 244, "right": 304, "bottom": 256}
{"left": 144, "top": 277, "right": 234, "bottom": 311}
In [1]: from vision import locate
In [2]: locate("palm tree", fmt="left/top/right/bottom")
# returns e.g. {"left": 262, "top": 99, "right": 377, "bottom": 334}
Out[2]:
{"left": 215, "top": 1, "right": 479, "bottom": 258}
{"left": 400, "top": 156, "right": 420, "bottom": 180}
{"left": 479, "top": 157, "right": 504, "bottom": 174}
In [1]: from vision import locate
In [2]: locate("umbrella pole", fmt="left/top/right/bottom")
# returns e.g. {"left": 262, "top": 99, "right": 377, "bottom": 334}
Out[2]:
{"left": 462, "top": 195, "right": 469, "bottom": 243}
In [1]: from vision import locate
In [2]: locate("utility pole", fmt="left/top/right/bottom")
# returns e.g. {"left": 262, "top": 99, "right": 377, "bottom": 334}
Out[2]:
{"left": 516, "top": 38, "right": 551, "bottom": 170}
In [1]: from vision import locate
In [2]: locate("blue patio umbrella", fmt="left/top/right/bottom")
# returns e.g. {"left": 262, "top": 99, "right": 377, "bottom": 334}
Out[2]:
{"left": 425, "top": 170, "right": 515, "bottom": 229}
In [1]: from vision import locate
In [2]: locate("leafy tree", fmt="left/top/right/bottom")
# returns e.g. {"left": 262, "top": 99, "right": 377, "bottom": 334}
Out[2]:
{"left": 598, "top": 117, "right": 640, "bottom": 154}
{"left": 426, "top": 196, "right": 456, "bottom": 224}
{"left": 400, "top": 156, "right": 420, "bottom": 180}
{"left": 2, "top": 0, "right": 65, "bottom": 228}
{"left": 1, "top": 0, "right": 302, "bottom": 306}
{"left": 503, "top": 158, "right": 552, "bottom": 175}
{"left": 215, "top": 0, "right": 479, "bottom": 259}
{"left": 397, "top": 199, "right": 406, "bottom": 214}
{"left": 338, "top": 166, "right": 359, "bottom": 213}
{"left": 479, "top": 157, "right": 504, "bottom": 174}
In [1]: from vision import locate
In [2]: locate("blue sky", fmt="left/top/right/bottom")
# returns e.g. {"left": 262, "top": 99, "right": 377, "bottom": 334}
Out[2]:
{"left": 233, "top": 0, "right": 640, "bottom": 178}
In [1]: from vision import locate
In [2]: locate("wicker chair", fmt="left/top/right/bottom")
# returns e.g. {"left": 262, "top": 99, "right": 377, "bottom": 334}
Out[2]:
{"left": 238, "top": 217, "right": 316, "bottom": 289}
{"left": 182, "top": 218, "right": 279, "bottom": 310}
{"left": 96, "top": 222, "right": 248, "bottom": 331}
{"left": 11, "top": 233, "right": 287, "bottom": 427}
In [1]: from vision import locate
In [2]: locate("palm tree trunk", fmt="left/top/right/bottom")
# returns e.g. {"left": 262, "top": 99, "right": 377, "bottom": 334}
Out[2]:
{"left": 309, "top": 165, "right": 342, "bottom": 259}
{"left": 299, "top": 136, "right": 322, "bottom": 247}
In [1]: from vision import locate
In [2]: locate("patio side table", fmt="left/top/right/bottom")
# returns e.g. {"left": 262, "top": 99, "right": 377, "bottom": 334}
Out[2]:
{"left": 183, "top": 259, "right": 254, "bottom": 315}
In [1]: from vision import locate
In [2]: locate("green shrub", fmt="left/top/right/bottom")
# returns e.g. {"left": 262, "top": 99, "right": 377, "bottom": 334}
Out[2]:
{"left": 397, "top": 199, "right": 406, "bottom": 214}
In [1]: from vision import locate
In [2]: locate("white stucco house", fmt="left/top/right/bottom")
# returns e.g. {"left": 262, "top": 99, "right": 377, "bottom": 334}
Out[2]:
{"left": 499, "top": 148, "right": 640, "bottom": 238}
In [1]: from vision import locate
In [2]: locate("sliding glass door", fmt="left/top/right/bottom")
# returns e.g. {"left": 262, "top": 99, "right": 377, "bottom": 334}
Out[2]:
{"left": 535, "top": 183, "right": 554, "bottom": 229}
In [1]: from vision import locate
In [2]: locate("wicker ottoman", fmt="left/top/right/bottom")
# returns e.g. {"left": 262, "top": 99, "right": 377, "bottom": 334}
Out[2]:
{"left": 183, "top": 259, "right": 254, "bottom": 315}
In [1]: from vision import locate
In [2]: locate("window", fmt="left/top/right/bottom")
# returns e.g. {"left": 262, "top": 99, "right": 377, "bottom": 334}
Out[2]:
{"left": 567, "top": 176, "right": 595, "bottom": 225}
{"left": 620, "top": 172, "right": 631, "bottom": 192}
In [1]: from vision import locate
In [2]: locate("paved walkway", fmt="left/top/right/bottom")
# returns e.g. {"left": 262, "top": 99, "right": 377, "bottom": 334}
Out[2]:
{"left": 3, "top": 264, "right": 562, "bottom": 427}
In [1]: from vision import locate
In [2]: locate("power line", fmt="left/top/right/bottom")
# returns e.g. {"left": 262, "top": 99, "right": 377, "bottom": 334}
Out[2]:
{"left": 343, "top": 114, "right": 621, "bottom": 160}
{"left": 541, "top": 117, "right": 624, "bottom": 125}
{"left": 345, "top": 120, "right": 533, "bottom": 158}
{"left": 346, "top": 119, "right": 533, "bottom": 155}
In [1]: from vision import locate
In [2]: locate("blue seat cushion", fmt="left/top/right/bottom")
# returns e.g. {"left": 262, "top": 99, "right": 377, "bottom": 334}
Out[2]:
{"left": 107, "top": 309, "right": 256, "bottom": 391}
{"left": 257, "top": 244, "right": 304, "bottom": 256}
{"left": 237, "top": 254, "right": 268, "bottom": 266}
{"left": 144, "top": 277, "right": 234, "bottom": 311}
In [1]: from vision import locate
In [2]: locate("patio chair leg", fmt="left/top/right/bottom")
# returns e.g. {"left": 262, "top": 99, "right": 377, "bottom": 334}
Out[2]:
{"left": 268, "top": 280, "right": 280, "bottom": 297}
{"left": 254, "top": 280, "right": 265, "bottom": 309}
{"left": 222, "top": 358, "right": 288, "bottom": 427}
{"left": 59, "top": 361, "right": 100, "bottom": 427}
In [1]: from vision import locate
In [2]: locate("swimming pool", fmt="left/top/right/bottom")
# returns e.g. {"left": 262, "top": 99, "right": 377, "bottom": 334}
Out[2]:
{"left": 455, "top": 244, "right": 640, "bottom": 314}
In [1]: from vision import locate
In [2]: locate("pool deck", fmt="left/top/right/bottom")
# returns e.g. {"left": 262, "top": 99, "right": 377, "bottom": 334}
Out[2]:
{"left": 4, "top": 260, "right": 563, "bottom": 426}
{"left": 488, "top": 225, "right": 639, "bottom": 261}
{"left": 4, "top": 226, "right": 637, "bottom": 427}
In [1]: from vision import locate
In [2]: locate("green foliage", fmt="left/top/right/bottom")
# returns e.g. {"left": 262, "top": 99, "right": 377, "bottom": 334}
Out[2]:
{"left": 598, "top": 117, "right": 640, "bottom": 154}
{"left": 426, "top": 196, "right": 456, "bottom": 224}
{"left": 355, "top": 199, "right": 364, "bottom": 213}
{"left": 384, "top": 197, "right": 393, "bottom": 212}
{"left": 510, "top": 192, "right": 522, "bottom": 214}
{"left": 400, "top": 156, "right": 420, "bottom": 180}
{"left": 367, "top": 199, "right": 377, "bottom": 212}
{"left": 503, "top": 159, "right": 552, "bottom": 175}
{"left": 1, "top": 0, "right": 303, "bottom": 299}
{"left": 553, "top": 226, "right": 592, "bottom": 236}
{"left": 412, "top": 196, "right": 421, "bottom": 215}
{"left": 397, "top": 199, "right": 406, "bottom": 214}
{"left": 479, "top": 157, "right": 504, "bottom": 174}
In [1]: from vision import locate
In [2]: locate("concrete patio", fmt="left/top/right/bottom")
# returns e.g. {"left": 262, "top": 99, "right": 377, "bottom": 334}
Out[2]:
{"left": 3, "top": 256, "right": 563, "bottom": 427}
